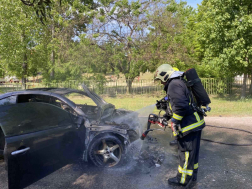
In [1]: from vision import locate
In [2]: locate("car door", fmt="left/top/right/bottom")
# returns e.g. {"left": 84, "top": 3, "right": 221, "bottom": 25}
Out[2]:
{"left": 0, "top": 95, "right": 80, "bottom": 189}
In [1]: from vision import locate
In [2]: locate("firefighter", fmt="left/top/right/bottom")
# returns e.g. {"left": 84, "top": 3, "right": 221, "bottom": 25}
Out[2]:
{"left": 154, "top": 64, "right": 205, "bottom": 187}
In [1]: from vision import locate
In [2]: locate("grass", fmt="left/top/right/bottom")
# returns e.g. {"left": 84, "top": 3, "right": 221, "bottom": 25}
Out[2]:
{"left": 68, "top": 94, "right": 252, "bottom": 117}
{"left": 1, "top": 85, "right": 251, "bottom": 117}
{"left": 207, "top": 95, "right": 252, "bottom": 117}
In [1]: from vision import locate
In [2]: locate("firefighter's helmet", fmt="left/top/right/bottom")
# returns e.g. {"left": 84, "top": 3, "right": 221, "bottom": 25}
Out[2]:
{"left": 154, "top": 64, "right": 175, "bottom": 82}
{"left": 172, "top": 67, "right": 179, "bottom": 71}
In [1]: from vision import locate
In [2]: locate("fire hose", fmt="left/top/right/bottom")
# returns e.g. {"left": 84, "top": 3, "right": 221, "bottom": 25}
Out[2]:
{"left": 140, "top": 114, "right": 252, "bottom": 146}
{"left": 201, "top": 125, "right": 252, "bottom": 146}
{"left": 140, "top": 118, "right": 252, "bottom": 146}
{"left": 140, "top": 97, "right": 252, "bottom": 146}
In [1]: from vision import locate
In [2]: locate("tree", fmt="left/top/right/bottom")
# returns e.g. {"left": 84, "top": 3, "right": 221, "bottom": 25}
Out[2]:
{"left": 142, "top": 0, "right": 199, "bottom": 73}
{"left": 20, "top": 0, "right": 53, "bottom": 24}
{"left": 20, "top": 0, "right": 98, "bottom": 23}
{"left": 40, "top": 0, "right": 99, "bottom": 81}
{"left": 0, "top": 0, "right": 98, "bottom": 86}
{"left": 86, "top": 0, "right": 157, "bottom": 93}
{"left": 197, "top": 0, "right": 252, "bottom": 98}
{"left": 53, "top": 36, "right": 110, "bottom": 81}
{"left": 0, "top": 0, "right": 48, "bottom": 88}
{"left": 73, "top": 0, "right": 200, "bottom": 92}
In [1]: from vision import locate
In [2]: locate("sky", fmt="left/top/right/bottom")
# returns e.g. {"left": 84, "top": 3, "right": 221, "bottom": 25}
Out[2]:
{"left": 185, "top": 0, "right": 202, "bottom": 8}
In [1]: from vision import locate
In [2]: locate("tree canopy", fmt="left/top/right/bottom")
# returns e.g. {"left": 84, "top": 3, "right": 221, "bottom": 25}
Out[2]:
{"left": 197, "top": 0, "right": 252, "bottom": 77}
{"left": 0, "top": 0, "right": 252, "bottom": 95}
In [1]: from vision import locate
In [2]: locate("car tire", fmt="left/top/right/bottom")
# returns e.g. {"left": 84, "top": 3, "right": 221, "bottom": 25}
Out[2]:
{"left": 89, "top": 135, "right": 124, "bottom": 167}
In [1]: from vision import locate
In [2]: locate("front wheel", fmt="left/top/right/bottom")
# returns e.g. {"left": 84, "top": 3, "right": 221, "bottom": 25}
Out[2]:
{"left": 88, "top": 135, "right": 124, "bottom": 167}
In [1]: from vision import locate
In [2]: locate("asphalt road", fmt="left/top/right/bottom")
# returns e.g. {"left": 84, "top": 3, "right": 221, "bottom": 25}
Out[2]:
{"left": 1, "top": 117, "right": 252, "bottom": 189}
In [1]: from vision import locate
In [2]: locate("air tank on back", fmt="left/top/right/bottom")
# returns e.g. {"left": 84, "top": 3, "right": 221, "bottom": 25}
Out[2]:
{"left": 185, "top": 68, "right": 211, "bottom": 106}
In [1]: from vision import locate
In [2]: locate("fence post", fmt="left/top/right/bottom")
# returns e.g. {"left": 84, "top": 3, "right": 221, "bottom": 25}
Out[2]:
{"left": 230, "top": 78, "right": 233, "bottom": 95}
{"left": 148, "top": 80, "right": 150, "bottom": 94}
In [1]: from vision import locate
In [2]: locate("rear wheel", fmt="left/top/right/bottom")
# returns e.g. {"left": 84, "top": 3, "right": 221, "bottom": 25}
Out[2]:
{"left": 89, "top": 135, "right": 123, "bottom": 167}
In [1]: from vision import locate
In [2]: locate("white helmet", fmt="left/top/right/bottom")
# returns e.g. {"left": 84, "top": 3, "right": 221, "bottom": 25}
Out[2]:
{"left": 154, "top": 64, "right": 175, "bottom": 82}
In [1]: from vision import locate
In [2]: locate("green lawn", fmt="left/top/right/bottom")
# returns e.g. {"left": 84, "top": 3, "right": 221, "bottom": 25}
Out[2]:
{"left": 1, "top": 88, "right": 251, "bottom": 116}
{"left": 69, "top": 94, "right": 252, "bottom": 117}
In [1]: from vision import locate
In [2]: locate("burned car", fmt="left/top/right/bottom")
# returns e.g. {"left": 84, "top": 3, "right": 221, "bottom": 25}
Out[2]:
{"left": 0, "top": 84, "right": 140, "bottom": 188}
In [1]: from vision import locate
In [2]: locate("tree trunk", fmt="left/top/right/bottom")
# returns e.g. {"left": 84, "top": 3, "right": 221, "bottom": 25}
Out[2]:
{"left": 50, "top": 50, "right": 55, "bottom": 80}
{"left": 22, "top": 28, "right": 27, "bottom": 90}
{"left": 50, "top": 24, "right": 55, "bottom": 80}
{"left": 22, "top": 53, "right": 27, "bottom": 89}
{"left": 241, "top": 73, "right": 247, "bottom": 99}
{"left": 126, "top": 79, "right": 133, "bottom": 94}
{"left": 249, "top": 75, "right": 252, "bottom": 95}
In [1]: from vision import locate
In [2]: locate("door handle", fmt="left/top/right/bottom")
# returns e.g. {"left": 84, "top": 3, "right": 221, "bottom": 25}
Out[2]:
{"left": 11, "top": 147, "right": 30, "bottom": 156}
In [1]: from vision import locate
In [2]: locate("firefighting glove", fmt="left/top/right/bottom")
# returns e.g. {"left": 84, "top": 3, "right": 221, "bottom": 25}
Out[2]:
{"left": 171, "top": 118, "right": 182, "bottom": 138}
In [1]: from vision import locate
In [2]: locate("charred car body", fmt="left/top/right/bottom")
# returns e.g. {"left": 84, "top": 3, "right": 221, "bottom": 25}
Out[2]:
{"left": 0, "top": 84, "right": 139, "bottom": 188}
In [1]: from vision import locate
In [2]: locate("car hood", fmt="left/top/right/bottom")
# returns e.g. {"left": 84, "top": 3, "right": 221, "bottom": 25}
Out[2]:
{"left": 101, "top": 108, "right": 140, "bottom": 130}
{"left": 81, "top": 83, "right": 140, "bottom": 133}
{"left": 81, "top": 83, "right": 108, "bottom": 107}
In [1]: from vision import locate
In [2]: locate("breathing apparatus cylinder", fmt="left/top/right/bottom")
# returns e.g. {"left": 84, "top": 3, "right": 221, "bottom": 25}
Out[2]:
{"left": 185, "top": 68, "right": 211, "bottom": 106}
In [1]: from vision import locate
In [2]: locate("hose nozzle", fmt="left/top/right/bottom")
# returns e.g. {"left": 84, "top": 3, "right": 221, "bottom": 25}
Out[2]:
{"left": 140, "top": 130, "right": 151, "bottom": 140}
{"left": 140, "top": 131, "right": 148, "bottom": 140}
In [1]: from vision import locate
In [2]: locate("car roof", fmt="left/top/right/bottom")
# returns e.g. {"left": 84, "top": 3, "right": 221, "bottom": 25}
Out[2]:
{"left": 26, "top": 88, "right": 83, "bottom": 95}
{"left": 0, "top": 87, "right": 108, "bottom": 107}
{"left": 0, "top": 88, "right": 85, "bottom": 100}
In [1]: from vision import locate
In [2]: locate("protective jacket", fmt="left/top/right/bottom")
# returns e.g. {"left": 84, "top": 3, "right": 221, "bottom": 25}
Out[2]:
{"left": 164, "top": 71, "right": 205, "bottom": 137}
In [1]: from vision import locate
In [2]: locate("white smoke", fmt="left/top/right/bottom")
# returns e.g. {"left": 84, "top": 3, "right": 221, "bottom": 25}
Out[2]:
{"left": 136, "top": 104, "right": 156, "bottom": 117}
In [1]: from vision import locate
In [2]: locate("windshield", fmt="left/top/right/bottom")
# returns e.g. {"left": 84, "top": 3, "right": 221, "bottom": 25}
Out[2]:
{"left": 63, "top": 92, "right": 103, "bottom": 119}
{"left": 63, "top": 92, "right": 99, "bottom": 106}
{"left": 63, "top": 92, "right": 107, "bottom": 106}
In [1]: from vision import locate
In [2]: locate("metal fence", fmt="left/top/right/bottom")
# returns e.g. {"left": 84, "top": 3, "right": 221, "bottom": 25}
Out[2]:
{"left": 0, "top": 77, "right": 251, "bottom": 96}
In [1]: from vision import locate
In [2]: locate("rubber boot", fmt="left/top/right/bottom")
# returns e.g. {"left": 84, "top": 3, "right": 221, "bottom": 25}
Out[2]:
{"left": 168, "top": 176, "right": 186, "bottom": 186}
{"left": 169, "top": 139, "right": 178, "bottom": 146}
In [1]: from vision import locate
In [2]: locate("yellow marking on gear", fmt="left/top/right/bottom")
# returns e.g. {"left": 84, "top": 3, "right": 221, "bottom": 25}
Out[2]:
{"left": 169, "top": 102, "right": 172, "bottom": 110}
{"left": 178, "top": 166, "right": 193, "bottom": 175}
{"left": 194, "top": 112, "right": 200, "bottom": 122}
{"left": 181, "top": 119, "right": 205, "bottom": 133}
{"left": 173, "top": 116, "right": 181, "bottom": 121}
{"left": 194, "top": 163, "right": 199, "bottom": 169}
{"left": 180, "top": 152, "right": 190, "bottom": 184}
{"left": 173, "top": 113, "right": 183, "bottom": 120}
{"left": 172, "top": 113, "right": 204, "bottom": 134}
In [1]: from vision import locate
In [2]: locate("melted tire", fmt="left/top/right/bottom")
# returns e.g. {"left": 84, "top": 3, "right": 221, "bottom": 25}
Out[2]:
{"left": 89, "top": 135, "right": 124, "bottom": 167}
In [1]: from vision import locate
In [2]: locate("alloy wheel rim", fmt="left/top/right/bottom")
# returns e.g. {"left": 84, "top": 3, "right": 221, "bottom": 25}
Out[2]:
{"left": 95, "top": 139, "right": 121, "bottom": 167}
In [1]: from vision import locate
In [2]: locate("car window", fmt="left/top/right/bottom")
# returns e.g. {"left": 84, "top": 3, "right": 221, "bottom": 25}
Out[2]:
{"left": 0, "top": 96, "right": 17, "bottom": 106}
{"left": 17, "top": 94, "right": 50, "bottom": 103}
{"left": 49, "top": 96, "right": 78, "bottom": 117}
{"left": 64, "top": 93, "right": 97, "bottom": 106}
{"left": 63, "top": 92, "right": 99, "bottom": 118}
{"left": 0, "top": 102, "right": 73, "bottom": 137}
{"left": 16, "top": 94, "right": 77, "bottom": 117}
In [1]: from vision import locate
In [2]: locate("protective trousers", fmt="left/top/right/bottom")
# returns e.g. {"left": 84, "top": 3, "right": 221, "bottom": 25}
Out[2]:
{"left": 176, "top": 130, "right": 202, "bottom": 185}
